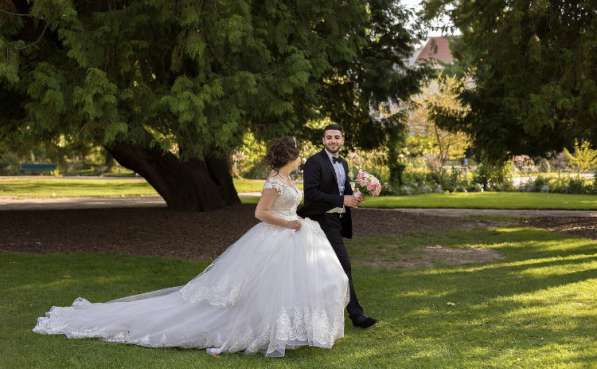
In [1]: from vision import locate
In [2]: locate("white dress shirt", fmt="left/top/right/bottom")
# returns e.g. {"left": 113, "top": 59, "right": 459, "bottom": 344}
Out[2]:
{"left": 324, "top": 149, "right": 346, "bottom": 214}
{"left": 324, "top": 149, "right": 346, "bottom": 195}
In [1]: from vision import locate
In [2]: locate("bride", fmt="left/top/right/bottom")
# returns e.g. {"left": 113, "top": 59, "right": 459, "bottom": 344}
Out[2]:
{"left": 33, "top": 136, "right": 350, "bottom": 358}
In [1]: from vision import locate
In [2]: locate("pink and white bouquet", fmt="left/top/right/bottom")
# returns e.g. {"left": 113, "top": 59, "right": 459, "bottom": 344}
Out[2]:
{"left": 353, "top": 169, "right": 382, "bottom": 197}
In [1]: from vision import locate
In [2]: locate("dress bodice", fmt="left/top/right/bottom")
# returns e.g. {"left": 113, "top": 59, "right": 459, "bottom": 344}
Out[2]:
{"left": 263, "top": 176, "right": 302, "bottom": 220}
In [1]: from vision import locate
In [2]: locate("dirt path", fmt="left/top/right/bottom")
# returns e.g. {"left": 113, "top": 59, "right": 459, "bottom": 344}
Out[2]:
{"left": 1, "top": 195, "right": 595, "bottom": 218}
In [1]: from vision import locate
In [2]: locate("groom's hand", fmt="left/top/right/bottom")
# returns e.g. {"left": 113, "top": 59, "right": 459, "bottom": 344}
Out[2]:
{"left": 343, "top": 195, "right": 361, "bottom": 208}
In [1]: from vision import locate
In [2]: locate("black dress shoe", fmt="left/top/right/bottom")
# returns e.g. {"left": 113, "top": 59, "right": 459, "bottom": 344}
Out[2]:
{"left": 350, "top": 314, "right": 377, "bottom": 328}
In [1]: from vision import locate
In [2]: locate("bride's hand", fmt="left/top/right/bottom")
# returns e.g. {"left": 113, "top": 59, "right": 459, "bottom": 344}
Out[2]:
{"left": 286, "top": 220, "right": 302, "bottom": 231}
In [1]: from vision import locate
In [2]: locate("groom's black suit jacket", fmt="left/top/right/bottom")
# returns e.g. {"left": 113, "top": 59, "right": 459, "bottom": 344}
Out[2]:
{"left": 297, "top": 149, "right": 353, "bottom": 239}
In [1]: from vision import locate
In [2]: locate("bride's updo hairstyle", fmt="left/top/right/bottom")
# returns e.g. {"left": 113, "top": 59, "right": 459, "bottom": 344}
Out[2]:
{"left": 265, "top": 136, "right": 299, "bottom": 170}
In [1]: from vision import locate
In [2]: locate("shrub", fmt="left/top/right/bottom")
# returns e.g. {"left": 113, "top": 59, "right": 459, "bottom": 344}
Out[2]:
{"left": 564, "top": 139, "right": 597, "bottom": 176}
{"left": 527, "top": 175, "right": 550, "bottom": 192}
{"left": 567, "top": 178, "right": 588, "bottom": 194}
{"left": 524, "top": 176, "right": 551, "bottom": 193}
{"left": 512, "top": 155, "right": 535, "bottom": 173}
{"left": 379, "top": 182, "right": 395, "bottom": 196}
{"left": 0, "top": 151, "right": 20, "bottom": 175}
{"left": 494, "top": 181, "right": 515, "bottom": 192}
{"left": 550, "top": 177, "right": 568, "bottom": 193}
{"left": 539, "top": 184, "right": 550, "bottom": 193}
{"left": 471, "top": 183, "right": 484, "bottom": 192}
{"left": 404, "top": 171, "right": 429, "bottom": 185}
{"left": 242, "top": 161, "right": 270, "bottom": 179}
{"left": 425, "top": 166, "right": 470, "bottom": 193}
{"left": 537, "top": 158, "right": 551, "bottom": 173}
{"left": 455, "top": 184, "right": 468, "bottom": 192}
{"left": 474, "top": 159, "right": 513, "bottom": 191}
{"left": 417, "top": 183, "right": 433, "bottom": 194}
{"left": 550, "top": 177, "right": 592, "bottom": 194}
{"left": 398, "top": 185, "right": 414, "bottom": 195}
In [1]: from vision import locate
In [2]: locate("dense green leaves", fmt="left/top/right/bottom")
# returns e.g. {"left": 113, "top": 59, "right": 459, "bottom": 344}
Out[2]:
{"left": 1, "top": 0, "right": 429, "bottom": 161}
{"left": 424, "top": 0, "right": 597, "bottom": 162}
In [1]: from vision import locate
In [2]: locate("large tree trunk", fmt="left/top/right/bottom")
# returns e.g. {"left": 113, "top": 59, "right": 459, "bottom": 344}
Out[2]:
{"left": 107, "top": 142, "right": 241, "bottom": 211}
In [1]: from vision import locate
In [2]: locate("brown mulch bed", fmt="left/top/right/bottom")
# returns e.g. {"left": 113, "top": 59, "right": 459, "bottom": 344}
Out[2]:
{"left": 522, "top": 217, "right": 597, "bottom": 240}
{"left": 2, "top": 206, "right": 594, "bottom": 262}
{"left": 1, "top": 205, "right": 469, "bottom": 260}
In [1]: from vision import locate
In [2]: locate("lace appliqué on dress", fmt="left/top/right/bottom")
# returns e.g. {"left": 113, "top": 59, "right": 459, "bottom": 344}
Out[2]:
{"left": 263, "top": 178, "right": 284, "bottom": 194}
{"left": 179, "top": 270, "right": 242, "bottom": 307}
{"left": 262, "top": 177, "right": 302, "bottom": 220}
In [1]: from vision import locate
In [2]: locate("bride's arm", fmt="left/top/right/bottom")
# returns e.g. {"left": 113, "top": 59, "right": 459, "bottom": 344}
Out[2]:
{"left": 255, "top": 188, "right": 296, "bottom": 229}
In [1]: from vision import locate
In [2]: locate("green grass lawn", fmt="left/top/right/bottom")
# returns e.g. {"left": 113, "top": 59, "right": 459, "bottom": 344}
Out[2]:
{"left": 0, "top": 177, "right": 158, "bottom": 198}
{"left": 360, "top": 192, "right": 597, "bottom": 210}
{"left": 1, "top": 177, "right": 596, "bottom": 210}
{"left": 241, "top": 192, "right": 597, "bottom": 210}
{"left": 0, "top": 178, "right": 267, "bottom": 198}
{"left": 233, "top": 178, "right": 273, "bottom": 193}
{"left": 2, "top": 226, "right": 596, "bottom": 369}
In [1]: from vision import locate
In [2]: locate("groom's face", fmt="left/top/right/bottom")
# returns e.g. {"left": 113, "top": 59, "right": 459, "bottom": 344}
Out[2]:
{"left": 322, "top": 129, "right": 344, "bottom": 154}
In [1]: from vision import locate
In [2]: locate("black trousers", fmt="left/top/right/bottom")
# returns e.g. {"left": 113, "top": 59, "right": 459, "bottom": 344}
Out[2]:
{"left": 313, "top": 213, "right": 364, "bottom": 318}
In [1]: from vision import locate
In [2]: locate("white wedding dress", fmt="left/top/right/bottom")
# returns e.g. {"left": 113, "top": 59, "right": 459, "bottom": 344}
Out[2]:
{"left": 33, "top": 177, "right": 350, "bottom": 357}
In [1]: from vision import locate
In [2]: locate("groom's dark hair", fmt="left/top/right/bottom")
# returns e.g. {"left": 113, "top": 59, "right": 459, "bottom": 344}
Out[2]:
{"left": 322, "top": 123, "right": 344, "bottom": 136}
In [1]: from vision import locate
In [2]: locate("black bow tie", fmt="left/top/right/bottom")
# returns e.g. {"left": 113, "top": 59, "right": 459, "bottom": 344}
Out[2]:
{"left": 332, "top": 156, "right": 341, "bottom": 164}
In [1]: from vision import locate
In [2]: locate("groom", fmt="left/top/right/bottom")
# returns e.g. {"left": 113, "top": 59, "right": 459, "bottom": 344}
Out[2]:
{"left": 297, "top": 124, "right": 377, "bottom": 328}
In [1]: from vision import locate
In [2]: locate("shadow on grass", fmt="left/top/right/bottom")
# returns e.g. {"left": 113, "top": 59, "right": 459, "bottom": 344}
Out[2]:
{"left": 338, "top": 226, "right": 597, "bottom": 368}
{"left": 1, "top": 225, "right": 596, "bottom": 368}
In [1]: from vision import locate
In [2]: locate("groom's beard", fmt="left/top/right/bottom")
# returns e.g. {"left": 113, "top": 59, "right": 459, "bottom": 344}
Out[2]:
{"left": 324, "top": 145, "right": 341, "bottom": 154}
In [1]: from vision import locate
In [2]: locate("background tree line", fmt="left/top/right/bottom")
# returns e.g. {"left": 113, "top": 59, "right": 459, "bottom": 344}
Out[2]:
{"left": 1, "top": 0, "right": 595, "bottom": 208}
{"left": 0, "top": 0, "right": 430, "bottom": 209}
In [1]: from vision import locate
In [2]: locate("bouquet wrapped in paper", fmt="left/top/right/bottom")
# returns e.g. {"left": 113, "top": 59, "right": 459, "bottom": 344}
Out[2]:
{"left": 353, "top": 169, "right": 382, "bottom": 197}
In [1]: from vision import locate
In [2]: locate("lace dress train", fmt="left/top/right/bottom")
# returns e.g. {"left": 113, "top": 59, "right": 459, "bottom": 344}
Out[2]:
{"left": 33, "top": 177, "right": 350, "bottom": 357}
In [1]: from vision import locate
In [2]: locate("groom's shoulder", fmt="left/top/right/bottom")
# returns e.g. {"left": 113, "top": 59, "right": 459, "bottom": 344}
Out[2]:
{"left": 305, "top": 150, "right": 324, "bottom": 164}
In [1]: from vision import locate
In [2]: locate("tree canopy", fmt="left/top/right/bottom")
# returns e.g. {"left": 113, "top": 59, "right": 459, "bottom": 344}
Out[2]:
{"left": 424, "top": 0, "right": 597, "bottom": 162}
{"left": 408, "top": 73, "right": 471, "bottom": 165}
{"left": 1, "top": 0, "right": 430, "bottom": 210}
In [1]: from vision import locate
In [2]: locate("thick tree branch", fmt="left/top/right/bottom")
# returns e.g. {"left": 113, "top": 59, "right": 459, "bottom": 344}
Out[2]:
{"left": 16, "top": 22, "right": 48, "bottom": 50}
{"left": 0, "top": 8, "right": 35, "bottom": 17}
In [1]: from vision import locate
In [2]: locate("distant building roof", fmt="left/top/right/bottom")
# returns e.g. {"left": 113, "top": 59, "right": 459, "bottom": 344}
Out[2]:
{"left": 410, "top": 36, "right": 454, "bottom": 65}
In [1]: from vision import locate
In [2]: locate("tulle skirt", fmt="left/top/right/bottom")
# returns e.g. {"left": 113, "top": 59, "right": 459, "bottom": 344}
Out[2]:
{"left": 33, "top": 218, "right": 350, "bottom": 357}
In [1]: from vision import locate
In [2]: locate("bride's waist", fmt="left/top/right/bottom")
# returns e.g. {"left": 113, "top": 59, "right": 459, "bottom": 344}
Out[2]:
{"left": 271, "top": 210, "right": 299, "bottom": 220}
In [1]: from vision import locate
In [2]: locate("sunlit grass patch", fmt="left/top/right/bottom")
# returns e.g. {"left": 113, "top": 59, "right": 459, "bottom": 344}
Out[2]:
{"left": 1, "top": 226, "right": 595, "bottom": 368}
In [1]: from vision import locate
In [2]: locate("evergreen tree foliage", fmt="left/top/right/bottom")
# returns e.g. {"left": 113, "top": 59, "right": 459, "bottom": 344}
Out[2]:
{"left": 1, "top": 0, "right": 429, "bottom": 210}
{"left": 424, "top": 0, "right": 597, "bottom": 162}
